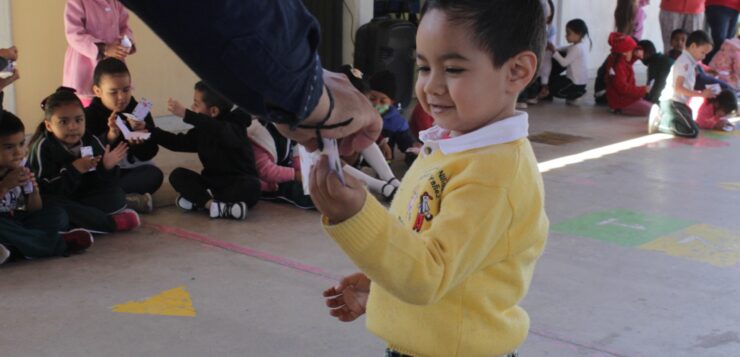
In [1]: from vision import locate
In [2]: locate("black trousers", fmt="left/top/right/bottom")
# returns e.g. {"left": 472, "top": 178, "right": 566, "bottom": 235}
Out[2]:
{"left": 45, "top": 186, "right": 127, "bottom": 234}
{"left": 169, "top": 167, "right": 261, "bottom": 208}
{"left": 0, "top": 207, "right": 68, "bottom": 258}
{"left": 658, "top": 100, "right": 699, "bottom": 138}
{"left": 119, "top": 165, "right": 164, "bottom": 195}
{"left": 549, "top": 55, "right": 587, "bottom": 100}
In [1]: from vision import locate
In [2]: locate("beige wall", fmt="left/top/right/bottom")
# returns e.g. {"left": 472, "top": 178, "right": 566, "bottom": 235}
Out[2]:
{"left": 10, "top": 0, "right": 198, "bottom": 133}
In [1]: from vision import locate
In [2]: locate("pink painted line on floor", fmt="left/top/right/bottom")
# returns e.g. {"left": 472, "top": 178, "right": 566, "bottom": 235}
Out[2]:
{"left": 148, "top": 224, "right": 630, "bottom": 357}
{"left": 146, "top": 223, "right": 341, "bottom": 281}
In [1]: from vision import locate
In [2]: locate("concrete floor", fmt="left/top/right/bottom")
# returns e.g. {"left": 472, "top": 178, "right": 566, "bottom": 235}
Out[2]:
{"left": 2, "top": 99, "right": 740, "bottom": 357}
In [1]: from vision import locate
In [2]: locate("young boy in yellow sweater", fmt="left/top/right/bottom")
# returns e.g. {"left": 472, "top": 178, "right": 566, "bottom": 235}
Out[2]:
{"left": 310, "top": 1, "right": 549, "bottom": 356}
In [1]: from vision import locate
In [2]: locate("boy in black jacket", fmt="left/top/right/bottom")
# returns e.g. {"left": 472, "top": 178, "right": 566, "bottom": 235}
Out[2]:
{"left": 152, "top": 81, "right": 260, "bottom": 220}
{"left": 85, "top": 58, "right": 163, "bottom": 213}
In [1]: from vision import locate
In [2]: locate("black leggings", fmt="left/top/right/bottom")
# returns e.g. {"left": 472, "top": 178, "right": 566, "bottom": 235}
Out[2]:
{"left": 119, "top": 165, "right": 164, "bottom": 195}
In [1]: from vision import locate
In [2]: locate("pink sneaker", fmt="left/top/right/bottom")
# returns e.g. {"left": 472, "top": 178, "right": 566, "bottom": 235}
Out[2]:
{"left": 112, "top": 209, "right": 141, "bottom": 232}
{"left": 61, "top": 229, "right": 94, "bottom": 253}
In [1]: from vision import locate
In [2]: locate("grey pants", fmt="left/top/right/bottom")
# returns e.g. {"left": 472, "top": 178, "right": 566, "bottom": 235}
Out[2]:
{"left": 660, "top": 10, "right": 705, "bottom": 54}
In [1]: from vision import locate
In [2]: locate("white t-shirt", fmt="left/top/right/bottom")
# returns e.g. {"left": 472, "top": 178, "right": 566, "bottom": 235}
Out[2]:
{"left": 552, "top": 41, "right": 590, "bottom": 85}
{"left": 659, "top": 51, "right": 697, "bottom": 103}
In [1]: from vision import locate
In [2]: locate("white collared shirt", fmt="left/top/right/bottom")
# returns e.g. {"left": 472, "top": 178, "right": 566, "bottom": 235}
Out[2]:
{"left": 660, "top": 50, "right": 698, "bottom": 103}
{"left": 418, "top": 111, "right": 529, "bottom": 155}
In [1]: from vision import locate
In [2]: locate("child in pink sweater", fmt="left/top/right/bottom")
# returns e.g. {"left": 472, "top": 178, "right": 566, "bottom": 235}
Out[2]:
{"left": 63, "top": 0, "right": 135, "bottom": 106}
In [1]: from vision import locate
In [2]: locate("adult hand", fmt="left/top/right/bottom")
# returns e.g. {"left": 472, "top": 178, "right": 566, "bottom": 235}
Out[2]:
{"left": 323, "top": 272, "right": 370, "bottom": 322}
{"left": 275, "top": 70, "right": 382, "bottom": 156}
{"left": 0, "top": 46, "right": 18, "bottom": 61}
{"left": 104, "top": 41, "right": 129, "bottom": 60}
{"left": 0, "top": 68, "right": 19, "bottom": 91}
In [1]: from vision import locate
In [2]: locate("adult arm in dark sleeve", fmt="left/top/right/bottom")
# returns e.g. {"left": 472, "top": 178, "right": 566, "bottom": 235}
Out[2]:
{"left": 119, "top": 0, "right": 382, "bottom": 155}
{"left": 119, "top": 0, "right": 322, "bottom": 126}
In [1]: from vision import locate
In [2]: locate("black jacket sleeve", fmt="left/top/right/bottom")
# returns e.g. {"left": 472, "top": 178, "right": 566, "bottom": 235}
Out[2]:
{"left": 30, "top": 139, "right": 82, "bottom": 197}
{"left": 119, "top": 0, "right": 324, "bottom": 126}
{"left": 151, "top": 126, "right": 199, "bottom": 153}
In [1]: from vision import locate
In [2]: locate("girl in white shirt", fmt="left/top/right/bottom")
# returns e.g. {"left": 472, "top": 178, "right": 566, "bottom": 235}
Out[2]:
{"left": 546, "top": 19, "right": 592, "bottom": 105}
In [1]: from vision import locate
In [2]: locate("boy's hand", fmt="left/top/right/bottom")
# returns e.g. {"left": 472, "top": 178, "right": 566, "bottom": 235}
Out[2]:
{"left": 107, "top": 112, "right": 121, "bottom": 142}
{"left": 128, "top": 117, "right": 147, "bottom": 131}
{"left": 309, "top": 155, "right": 366, "bottom": 224}
{"left": 701, "top": 88, "right": 716, "bottom": 98}
{"left": 167, "top": 98, "right": 186, "bottom": 118}
{"left": 102, "top": 143, "right": 128, "bottom": 170}
{"left": 323, "top": 272, "right": 370, "bottom": 322}
{"left": 546, "top": 42, "right": 556, "bottom": 52}
{"left": 0, "top": 167, "right": 29, "bottom": 192}
{"left": 72, "top": 156, "right": 100, "bottom": 173}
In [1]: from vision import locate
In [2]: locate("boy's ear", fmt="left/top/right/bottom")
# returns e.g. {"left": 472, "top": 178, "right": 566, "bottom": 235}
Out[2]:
{"left": 92, "top": 85, "right": 102, "bottom": 97}
{"left": 506, "top": 51, "right": 538, "bottom": 95}
{"left": 208, "top": 106, "right": 221, "bottom": 118}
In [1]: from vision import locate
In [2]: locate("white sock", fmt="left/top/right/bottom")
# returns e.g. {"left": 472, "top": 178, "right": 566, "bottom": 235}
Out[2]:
{"left": 361, "top": 144, "right": 397, "bottom": 182}
{"left": 343, "top": 165, "right": 387, "bottom": 195}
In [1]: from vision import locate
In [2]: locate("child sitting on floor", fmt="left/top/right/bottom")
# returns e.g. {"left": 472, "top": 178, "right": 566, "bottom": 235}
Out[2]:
{"left": 0, "top": 106, "right": 93, "bottom": 264}
{"left": 29, "top": 87, "right": 140, "bottom": 234}
{"left": 152, "top": 81, "right": 260, "bottom": 220}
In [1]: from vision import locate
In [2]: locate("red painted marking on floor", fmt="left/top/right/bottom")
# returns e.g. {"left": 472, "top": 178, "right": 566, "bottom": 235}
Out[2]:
{"left": 146, "top": 224, "right": 341, "bottom": 281}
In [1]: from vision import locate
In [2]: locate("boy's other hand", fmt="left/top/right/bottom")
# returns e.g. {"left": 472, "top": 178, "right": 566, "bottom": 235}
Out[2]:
{"left": 701, "top": 88, "right": 716, "bottom": 98}
{"left": 323, "top": 272, "right": 370, "bottom": 322}
{"left": 167, "top": 98, "right": 186, "bottom": 118}
{"left": 309, "top": 155, "right": 366, "bottom": 225}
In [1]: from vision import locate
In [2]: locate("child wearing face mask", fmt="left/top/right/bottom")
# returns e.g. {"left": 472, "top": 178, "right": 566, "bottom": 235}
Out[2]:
{"left": 28, "top": 87, "right": 140, "bottom": 234}
{"left": 84, "top": 58, "right": 163, "bottom": 213}
{"left": 368, "top": 71, "right": 417, "bottom": 164}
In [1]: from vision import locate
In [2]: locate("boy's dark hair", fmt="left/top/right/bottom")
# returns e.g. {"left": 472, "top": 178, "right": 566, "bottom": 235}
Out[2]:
{"left": 339, "top": 65, "right": 370, "bottom": 93}
{"left": 713, "top": 90, "right": 738, "bottom": 114}
{"left": 93, "top": 57, "right": 130, "bottom": 86}
{"left": 687, "top": 30, "right": 713, "bottom": 48}
{"left": 670, "top": 28, "right": 689, "bottom": 40}
{"left": 0, "top": 109, "right": 24, "bottom": 138}
{"left": 421, "top": 0, "right": 545, "bottom": 69}
{"left": 547, "top": 0, "right": 555, "bottom": 23}
{"left": 30, "top": 87, "right": 83, "bottom": 145}
{"left": 638, "top": 40, "right": 656, "bottom": 57}
{"left": 194, "top": 81, "right": 233, "bottom": 115}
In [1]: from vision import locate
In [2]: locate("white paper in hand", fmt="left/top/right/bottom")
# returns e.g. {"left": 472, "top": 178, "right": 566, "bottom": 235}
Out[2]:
{"left": 298, "top": 145, "right": 320, "bottom": 195}
{"left": 322, "top": 138, "right": 346, "bottom": 185}
{"left": 131, "top": 98, "right": 152, "bottom": 121}
{"left": 81, "top": 146, "right": 96, "bottom": 172}
{"left": 707, "top": 83, "right": 722, "bottom": 95}
{"left": 116, "top": 116, "right": 151, "bottom": 141}
{"left": 19, "top": 158, "right": 33, "bottom": 193}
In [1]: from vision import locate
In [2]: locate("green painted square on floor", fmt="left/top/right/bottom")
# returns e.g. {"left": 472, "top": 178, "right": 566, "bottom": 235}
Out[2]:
{"left": 552, "top": 209, "right": 694, "bottom": 246}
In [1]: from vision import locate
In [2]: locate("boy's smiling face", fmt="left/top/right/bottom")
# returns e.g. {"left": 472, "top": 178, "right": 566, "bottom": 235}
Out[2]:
{"left": 415, "top": 9, "right": 533, "bottom": 135}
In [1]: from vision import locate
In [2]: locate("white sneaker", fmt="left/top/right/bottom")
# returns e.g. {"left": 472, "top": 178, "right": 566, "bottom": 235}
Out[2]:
{"left": 0, "top": 244, "right": 10, "bottom": 265}
{"left": 175, "top": 196, "right": 197, "bottom": 211}
{"left": 209, "top": 201, "right": 248, "bottom": 220}
{"left": 515, "top": 102, "right": 528, "bottom": 109}
{"left": 526, "top": 98, "right": 538, "bottom": 105}
{"left": 565, "top": 98, "right": 581, "bottom": 106}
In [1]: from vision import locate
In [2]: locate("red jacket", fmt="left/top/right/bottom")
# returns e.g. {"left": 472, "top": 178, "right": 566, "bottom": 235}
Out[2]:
{"left": 661, "top": 0, "right": 705, "bottom": 14}
{"left": 706, "top": 0, "right": 740, "bottom": 11}
{"left": 606, "top": 55, "right": 648, "bottom": 110}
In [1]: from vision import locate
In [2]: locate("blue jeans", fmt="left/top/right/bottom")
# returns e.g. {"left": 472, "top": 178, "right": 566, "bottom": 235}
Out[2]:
{"left": 706, "top": 5, "right": 740, "bottom": 63}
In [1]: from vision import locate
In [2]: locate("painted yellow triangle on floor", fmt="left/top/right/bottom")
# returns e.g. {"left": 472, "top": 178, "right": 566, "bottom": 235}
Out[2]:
{"left": 112, "top": 286, "right": 196, "bottom": 317}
